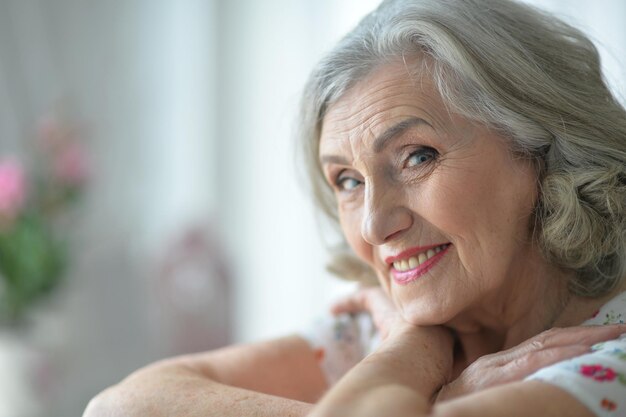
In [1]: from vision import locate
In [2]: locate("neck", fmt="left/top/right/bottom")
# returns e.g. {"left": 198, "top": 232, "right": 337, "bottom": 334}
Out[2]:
{"left": 449, "top": 267, "right": 626, "bottom": 373}
{"left": 446, "top": 251, "right": 572, "bottom": 367}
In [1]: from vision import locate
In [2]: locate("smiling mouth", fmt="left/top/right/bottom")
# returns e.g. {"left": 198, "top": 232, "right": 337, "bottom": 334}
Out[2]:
{"left": 389, "top": 243, "right": 451, "bottom": 285}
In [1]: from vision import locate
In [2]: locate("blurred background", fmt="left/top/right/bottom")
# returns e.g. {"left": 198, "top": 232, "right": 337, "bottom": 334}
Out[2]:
{"left": 0, "top": 1, "right": 624, "bottom": 416}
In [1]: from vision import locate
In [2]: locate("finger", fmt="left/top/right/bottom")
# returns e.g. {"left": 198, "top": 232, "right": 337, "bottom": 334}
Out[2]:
{"left": 526, "top": 324, "right": 626, "bottom": 351}
{"left": 503, "top": 344, "right": 592, "bottom": 380}
{"left": 485, "top": 324, "right": 626, "bottom": 366}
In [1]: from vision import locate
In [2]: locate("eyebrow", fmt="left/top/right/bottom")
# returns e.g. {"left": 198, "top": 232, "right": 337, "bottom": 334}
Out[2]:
{"left": 319, "top": 116, "right": 432, "bottom": 165}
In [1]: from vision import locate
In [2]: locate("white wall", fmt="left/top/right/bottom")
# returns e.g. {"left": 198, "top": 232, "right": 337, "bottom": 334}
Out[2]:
{"left": 520, "top": 0, "right": 626, "bottom": 104}
{"left": 214, "top": 0, "right": 381, "bottom": 343}
{"left": 0, "top": 1, "right": 220, "bottom": 416}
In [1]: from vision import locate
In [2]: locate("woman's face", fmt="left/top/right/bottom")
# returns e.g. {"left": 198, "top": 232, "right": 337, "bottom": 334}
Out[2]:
{"left": 319, "top": 63, "right": 540, "bottom": 326}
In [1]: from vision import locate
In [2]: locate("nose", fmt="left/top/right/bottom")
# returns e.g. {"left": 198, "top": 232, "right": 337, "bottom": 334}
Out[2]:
{"left": 360, "top": 177, "right": 413, "bottom": 245}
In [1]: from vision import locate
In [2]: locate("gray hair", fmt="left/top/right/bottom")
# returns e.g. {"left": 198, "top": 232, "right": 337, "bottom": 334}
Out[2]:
{"left": 299, "top": 0, "right": 626, "bottom": 296}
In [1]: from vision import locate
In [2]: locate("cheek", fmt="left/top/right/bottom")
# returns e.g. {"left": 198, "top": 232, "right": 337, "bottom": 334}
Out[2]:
{"left": 411, "top": 176, "right": 472, "bottom": 234}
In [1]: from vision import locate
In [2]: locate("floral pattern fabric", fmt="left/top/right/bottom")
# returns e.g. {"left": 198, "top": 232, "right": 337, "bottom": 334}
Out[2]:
{"left": 526, "top": 291, "right": 626, "bottom": 417}
{"left": 303, "top": 291, "right": 626, "bottom": 416}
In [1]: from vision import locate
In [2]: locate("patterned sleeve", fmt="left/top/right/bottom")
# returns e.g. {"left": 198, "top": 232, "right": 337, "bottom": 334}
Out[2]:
{"left": 300, "top": 313, "right": 380, "bottom": 386}
{"left": 525, "top": 292, "right": 626, "bottom": 416}
{"left": 525, "top": 335, "right": 626, "bottom": 416}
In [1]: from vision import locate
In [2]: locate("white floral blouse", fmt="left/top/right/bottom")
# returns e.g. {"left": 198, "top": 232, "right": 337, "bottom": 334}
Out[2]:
{"left": 526, "top": 291, "right": 626, "bottom": 416}
{"left": 302, "top": 291, "right": 626, "bottom": 416}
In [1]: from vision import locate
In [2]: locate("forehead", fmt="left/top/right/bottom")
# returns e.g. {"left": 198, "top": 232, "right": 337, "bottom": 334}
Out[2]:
{"left": 319, "top": 61, "right": 454, "bottom": 155}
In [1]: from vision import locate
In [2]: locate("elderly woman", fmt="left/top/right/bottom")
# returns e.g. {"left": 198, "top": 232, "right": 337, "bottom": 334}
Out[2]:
{"left": 84, "top": 0, "right": 626, "bottom": 416}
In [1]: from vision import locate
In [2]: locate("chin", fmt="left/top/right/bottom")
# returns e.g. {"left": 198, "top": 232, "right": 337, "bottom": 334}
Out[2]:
{"left": 397, "top": 291, "right": 470, "bottom": 327}
{"left": 400, "top": 300, "right": 453, "bottom": 326}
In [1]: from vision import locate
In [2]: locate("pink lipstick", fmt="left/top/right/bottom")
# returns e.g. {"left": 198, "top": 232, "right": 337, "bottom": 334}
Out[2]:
{"left": 389, "top": 243, "right": 451, "bottom": 285}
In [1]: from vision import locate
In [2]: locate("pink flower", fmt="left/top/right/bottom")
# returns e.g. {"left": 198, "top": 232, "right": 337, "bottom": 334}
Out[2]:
{"left": 53, "top": 142, "right": 89, "bottom": 187}
{"left": 36, "top": 115, "right": 89, "bottom": 187}
{"left": 601, "top": 398, "right": 617, "bottom": 411}
{"left": 580, "top": 364, "right": 617, "bottom": 382}
{"left": 37, "top": 115, "right": 73, "bottom": 151}
{"left": 0, "top": 158, "right": 27, "bottom": 221}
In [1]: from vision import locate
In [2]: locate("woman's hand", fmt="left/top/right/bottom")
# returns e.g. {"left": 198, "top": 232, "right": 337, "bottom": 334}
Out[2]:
{"left": 437, "top": 324, "right": 626, "bottom": 402}
{"left": 310, "top": 323, "right": 454, "bottom": 417}
{"left": 309, "top": 287, "right": 455, "bottom": 417}
{"left": 331, "top": 286, "right": 403, "bottom": 340}
{"left": 331, "top": 286, "right": 455, "bottom": 396}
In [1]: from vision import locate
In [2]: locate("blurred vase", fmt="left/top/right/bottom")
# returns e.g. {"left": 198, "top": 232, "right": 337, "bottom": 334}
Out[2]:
{"left": 154, "top": 225, "right": 232, "bottom": 355}
{"left": 0, "top": 305, "right": 65, "bottom": 417}
{"left": 0, "top": 330, "right": 44, "bottom": 417}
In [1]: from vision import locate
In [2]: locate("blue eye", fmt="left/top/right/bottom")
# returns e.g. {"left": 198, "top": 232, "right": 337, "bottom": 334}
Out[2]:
{"left": 336, "top": 174, "right": 362, "bottom": 191}
{"left": 406, "top": 147, "right": 438, "bottom": 168}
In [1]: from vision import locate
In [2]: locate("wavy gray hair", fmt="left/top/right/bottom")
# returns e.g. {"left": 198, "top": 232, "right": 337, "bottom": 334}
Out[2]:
{"left": 299, "top": 0, "right": 626, "bottom": 296}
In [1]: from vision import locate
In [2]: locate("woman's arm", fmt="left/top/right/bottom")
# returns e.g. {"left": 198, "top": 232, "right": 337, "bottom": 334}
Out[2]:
{"left": 317, "top": 286, "right": 626, "bottom": 417}
{"left": 310, "top": 324, "right": 626, "bottom": 417}
{"left": 434, "top": 381, "right": 593, "bottom": 417}
{"left": 309, "top": 323, "right": 454, "bottom": 417}
{"left": 83, "top": 335, "right": 327, "bottom": 417}
{"left": 308, "top": 326, "right": 599, "bottom": 417}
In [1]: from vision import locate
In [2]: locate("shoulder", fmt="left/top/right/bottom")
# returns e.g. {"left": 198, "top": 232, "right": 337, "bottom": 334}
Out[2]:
{"left": 584, "top": 291, "right": 626, "bottom": 325}
{"left": 525, "top": 291, "right": 626, "bottom": 416}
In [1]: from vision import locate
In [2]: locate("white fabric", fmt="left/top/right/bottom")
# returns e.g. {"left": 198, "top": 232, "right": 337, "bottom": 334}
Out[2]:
{"left": 526, "top": 292, "right": 626, "bottom": 417}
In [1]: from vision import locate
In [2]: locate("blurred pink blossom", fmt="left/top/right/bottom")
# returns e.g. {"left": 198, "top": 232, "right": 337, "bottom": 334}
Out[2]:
{"left": 37, "top": 115, "right": 76, "bottom": 151}
{"left": 36, "top": 114, "right": 90, "bottom": 187}
{"left": 0, "top": 158, "right": 27, "bottom": 220}
{"left": 53, "top": 142, "right": 89, "bottom": 187}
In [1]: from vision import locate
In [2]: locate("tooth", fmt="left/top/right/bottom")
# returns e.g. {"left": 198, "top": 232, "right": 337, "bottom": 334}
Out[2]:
{"left": 400, "top": 260, "right": 409, "bottom": 271}
{"left": 393, "top": 261, "right": 401, "bottom": 270}
{"left": 435, "top": 246, "right": 441, "bottom": 253}
{"left": 408, "top": 257, "right": 418, "bottom": 269}
{"left": 427, "top": 249, "right": 435, "bottom": 259}
{"left": 418, "top": 253, "right": 427, "bottom": 265}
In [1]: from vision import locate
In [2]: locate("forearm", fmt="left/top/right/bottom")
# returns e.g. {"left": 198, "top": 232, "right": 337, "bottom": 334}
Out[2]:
{"left": 434, "top": 381, "right": 594, "bottom": 417}
{"left": 83, "top": 335, "right": 326, "bottom": 417}
{"left": 311, "top": 374, "right": 594, "bottom": 417}
{"left": 310, "top": 357, "right": 432, "bottom": 417}
{"left": 83, "top": 362, "right": 314, "bottom": 417}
